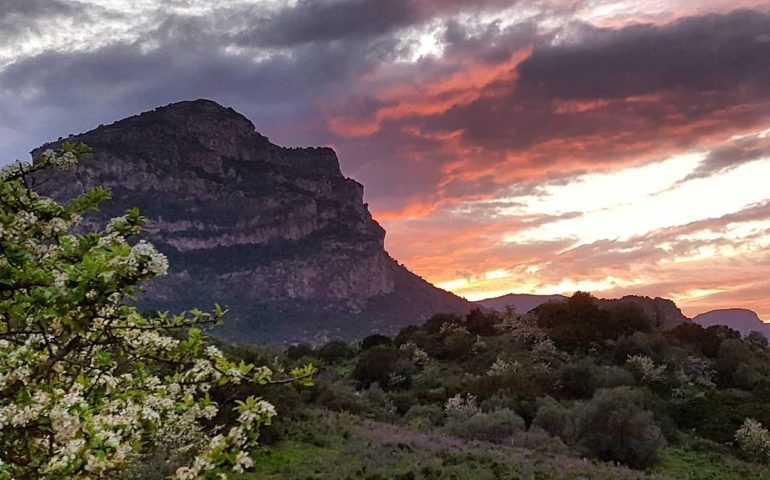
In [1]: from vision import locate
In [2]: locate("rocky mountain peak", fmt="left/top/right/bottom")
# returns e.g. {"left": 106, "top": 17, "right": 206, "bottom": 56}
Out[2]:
{"left": 34, "top": 100, "right": 473, "bottom": 343}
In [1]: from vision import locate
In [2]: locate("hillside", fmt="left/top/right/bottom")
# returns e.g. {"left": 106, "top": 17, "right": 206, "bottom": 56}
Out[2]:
{"left": 32, "top": 99, "right": 473, "bottom": 343}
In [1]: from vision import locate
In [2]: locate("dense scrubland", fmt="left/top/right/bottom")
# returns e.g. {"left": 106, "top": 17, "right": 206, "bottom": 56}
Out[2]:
{"left": 211, "top": 292, "right": 770, "bottom": 479}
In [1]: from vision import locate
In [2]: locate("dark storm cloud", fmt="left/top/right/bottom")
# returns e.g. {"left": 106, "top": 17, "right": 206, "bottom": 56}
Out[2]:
{"left": 0, "top": 3, "right": 406, "bottom": 159}
{"left": 516, "top": 9, "right": 770, "bottom": 99}
{"left": 235, "top": 0, "right": 422, "bottom": 47}
{"left": 419, "top": 9, "right": 770, "bottom": 169}
{"left": 224, "top": 0, "right": 526, "bottom": 49}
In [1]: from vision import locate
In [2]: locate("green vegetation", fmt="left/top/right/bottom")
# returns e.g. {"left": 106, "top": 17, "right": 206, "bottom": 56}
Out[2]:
{"left": 0, "top": 146, "right": 315, "bottom": 479}
{"left": 233, "top": 292, "right": 770, "bottom": 478}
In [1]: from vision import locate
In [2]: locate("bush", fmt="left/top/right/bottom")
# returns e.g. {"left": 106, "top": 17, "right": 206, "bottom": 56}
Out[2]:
{"left": 575, "top": 387, "right": 664, "bottom": 469}
{"left": 361, "top": 334, "right": 393, "bottom": 350}
{"left": 445, "top": 409, "right": 525, "bottom": 443}
{"left": 558, "top": 363, "right": 597, "bottom": 399}
{"left": 352, "top": 346, "right": 412, "bottom": 389}
{"left": 735, "top": 418, "right": 770, "bottom": 463}
{"left": 423, "top": 313, "right": 463, "bottom": 334}
{"left": 404, "top": 404, "right": 445, "bottom": 428}
{"left": 535, "top": 292, "right": 651, "bottom": 352}
{"left": 318, "top": 340, "right": 354, "bottom": 364}
{"left": 464, "top": 308, "right": 500, "bottom": 336}
{"left": 532, "top": 398, "right": 574, "bottom": 440}
{"left": 286, "top": 343, "right": 315, "bottom": 360}
{"left": 479, "top": 394, "right": 518, "bottom": 413}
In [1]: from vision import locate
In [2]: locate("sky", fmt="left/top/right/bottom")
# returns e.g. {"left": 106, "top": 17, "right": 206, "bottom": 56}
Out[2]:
{"left": 2, "top": 0, "right": 770, "bottom": 320}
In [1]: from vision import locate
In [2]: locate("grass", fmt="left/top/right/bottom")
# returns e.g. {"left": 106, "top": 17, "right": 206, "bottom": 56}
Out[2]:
{"left": 655, "top": 447, "right": 770, "bottom": 480}
{"left": 237, "top": 410, "right": 699, "bottom": 480}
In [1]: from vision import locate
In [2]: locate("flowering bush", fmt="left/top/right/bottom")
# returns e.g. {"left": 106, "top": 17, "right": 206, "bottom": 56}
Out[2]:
{"left": 735, "top": 418, "right": 770, "bottom": 463}
{"left": 443, "top": 393, "right": 478, "bottom": 417}
{"left": 0, "top": 144, "right": 315, "bottom": 479}
{"left": 486, "top": 357, "right": 521, "bottom": 376}
{"left": 626, "top": 354, "right": 667, "bottom": 384}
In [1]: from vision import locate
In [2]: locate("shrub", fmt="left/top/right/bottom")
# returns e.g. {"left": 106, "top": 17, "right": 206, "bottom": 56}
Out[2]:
{"left": 735, "top": 418, "right": 770, "bottom": 463}
{"left": 575, "top": 387, "right": 665, "bottom": 469}
{"left": 287, "top": 343, "right": 315, "bottom": 360}
{"left": 423, "top": 313, "right": 463, "bottom": 334}
{"left": 318, "top": 340, "right": 354, "bottom": 364}
{"left": 464, "top": 308, "right": 500, "bottom": 336}
{"left": 361, "top": 334, "right": 393, "bottom": 350}
{"left": 352, "top": 346, "right": 412, "bottom": 389}
{"left": 592, "top": 365, "right": 636, "bottom": 389}
{"left": 444, "top": 393, "right": 479, "bottom": 417}
{"left": 479, "top": 394, "right": 518, "bottom": 413}
{"left": 558, "top": 363, "right": 597, "bottom": 399}
{"left": 532, "top": 398, "right": 574, "bottom": 440}
{"left": 626, "top": 354, "right": 667, "bottom": 384}
{"left": 404, "top": 404, "right": 445, "bottom": 428}
{"left": 445, "top": 409, "right": 525, "bottom": 443}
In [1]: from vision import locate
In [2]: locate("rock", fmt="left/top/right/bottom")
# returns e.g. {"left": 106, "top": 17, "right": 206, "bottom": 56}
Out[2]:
{"left": 33, "top": 99, "right": 473, "bottom": 343}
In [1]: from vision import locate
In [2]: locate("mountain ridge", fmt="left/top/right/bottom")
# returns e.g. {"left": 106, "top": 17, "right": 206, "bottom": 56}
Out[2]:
{"left": 33, "top": 99, "right": 474, "bottom": 343}
{"left": 693, "top": 308, "right": 769, "bottom": 339}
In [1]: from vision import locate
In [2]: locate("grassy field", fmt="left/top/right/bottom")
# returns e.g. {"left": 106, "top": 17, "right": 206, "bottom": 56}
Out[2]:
{"left": 236, "top": 410, "right": 770, "bottom": 480}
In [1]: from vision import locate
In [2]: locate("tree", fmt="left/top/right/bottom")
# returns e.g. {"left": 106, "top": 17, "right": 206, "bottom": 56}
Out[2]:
{"left": 352, "top": 346, "right": 412, "bottom": 389}
{"left": 574, "top": 387, "right": 664, "bottom": 469}
{"left": 0, "top": 145, "right": 315, "bottom": 479}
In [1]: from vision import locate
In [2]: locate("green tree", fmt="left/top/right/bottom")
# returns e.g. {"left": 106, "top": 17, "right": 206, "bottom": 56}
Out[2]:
{"left": 0, "top": 145, "right": 315, "bottom": 479}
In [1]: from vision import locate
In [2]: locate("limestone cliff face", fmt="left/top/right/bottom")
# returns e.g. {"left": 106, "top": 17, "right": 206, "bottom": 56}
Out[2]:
{"left": 34, "top": 99, "right": 473, "bottom": 342}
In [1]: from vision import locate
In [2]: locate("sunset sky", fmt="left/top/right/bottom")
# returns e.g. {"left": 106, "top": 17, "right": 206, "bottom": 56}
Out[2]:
{"left": 2, "top": 0, "right": 770, "bottom": 319}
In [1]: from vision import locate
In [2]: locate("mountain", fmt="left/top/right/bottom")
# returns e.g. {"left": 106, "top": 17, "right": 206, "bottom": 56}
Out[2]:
{"left": 479, "top": 292, "right": 689, "bottom": 330}
{"left": 693, "top": 309, "right": 770, "bottom": 339}
{"left": 33, "top": 99, "right": 474, "bottom": 343}
{"left": 477, "top": 293, "right": 566, "bottom": 313}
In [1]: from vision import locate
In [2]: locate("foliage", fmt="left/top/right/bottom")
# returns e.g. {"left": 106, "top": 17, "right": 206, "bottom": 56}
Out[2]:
{"left": 534, "top": 292, "right": 652, "bottom": 352}
{"left": 444, "top": 409, "right": 525, "bottom": 443}
{"left": 735, "top": 418, "right": 770, "bottom": 463}
{"left": 317, "top": 340, "right": 353, "bottom": 364}
{"left": 0, "top": 145, "right": 315, "bottom": 479}
{"left": 574, "top": 387, "right": 665, "bottom": 469}
{"left": 626, "top": 354, "right": 668, "bottom": 384}
{"left": 352, "top": 346, "right": 413, "bottom": 390}
{"left": 361, "top": 334, "right": 392, "bottom": 350}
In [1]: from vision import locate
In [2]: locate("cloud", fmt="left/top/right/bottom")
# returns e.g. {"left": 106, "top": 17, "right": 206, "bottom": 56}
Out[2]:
{"left": 681, "top": 130, "right": 770, "bottom": 181}
{"left": 2, "top": 1, "right": 770, "bottom": 318}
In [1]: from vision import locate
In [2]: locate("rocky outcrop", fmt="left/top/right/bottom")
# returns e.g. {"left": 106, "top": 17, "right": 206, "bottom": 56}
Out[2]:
{"left": 34, "top": 99, "right": 473, "bottom": 343}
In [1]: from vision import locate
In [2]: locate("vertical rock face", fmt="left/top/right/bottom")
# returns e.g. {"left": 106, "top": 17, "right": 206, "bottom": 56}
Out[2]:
{"left": 34, "top": 100, "right": 473, "bottom": 343}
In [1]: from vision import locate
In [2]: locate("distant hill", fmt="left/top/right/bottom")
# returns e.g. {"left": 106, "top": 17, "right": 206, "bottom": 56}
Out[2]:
{"left": 477, "top": 293, "right": 567, "bottom": 313}
{"left": 33, "top": 99, "right": 474, "bottom": 343}
{"left": 693, "top": 309, "right": 770, "bottom": 339}
{"left": 479, "top": 293, "right": 689, "bottom": 330}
